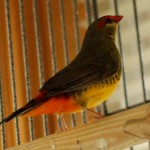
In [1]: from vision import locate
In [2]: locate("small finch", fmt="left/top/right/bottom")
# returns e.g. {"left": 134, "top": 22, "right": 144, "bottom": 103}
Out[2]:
{"left": 0, "top": 15, "right": 123, "bottom": 126}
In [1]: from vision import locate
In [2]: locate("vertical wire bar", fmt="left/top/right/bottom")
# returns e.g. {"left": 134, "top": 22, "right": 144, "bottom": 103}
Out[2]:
{"left": 132, "top": 0, "right": 147, "bottom": 102}
{"left": 92, "top": 0, "right": 102, "bottom": 114}
{"left": 114, "top": 1, "right": 132, "bottom": 150}
{"left": 59, "top": 0, "right": 69, "bottom": 65}
{"left": 92, "top": 0, "right": 98, "bottom": 20}
{"left": 4, "top": 0, "right": 20, "bottom": 145}
{"left": 72, "top": 0, "right": 86, "bottom": 125}
{"left": 72, "top": 0, "right": 80, "bottom": 53}
{"left": 132, "top": 1, "right": 149, "bottom": 149}
{"left": 83, "top": 0, "right": 93, "bottom": 123}
{"left": 59, "top": 0, "right": 76, "bottom": 127}
{"left": 85, "top": 0, "right": 92, "bottom": 25}
{"left": 46, "top": 0, "right": 61, "bottom": 129}
{"left": 0, "top": 72, "right": 6, "bottom": 150}
{"left": 46, "top": 0, "right": 57, "bottom": 75}
{"left": 85, "top": 0, "right": 108, "bottom": 118}
{"left": 113, "top": 0, "right": 129, "bottom": 108}
{"left": 33, "top": 0, "right": 49, "bottom": 136}
{"left": 18, "top": 0, "right": 35, "bottom": 140}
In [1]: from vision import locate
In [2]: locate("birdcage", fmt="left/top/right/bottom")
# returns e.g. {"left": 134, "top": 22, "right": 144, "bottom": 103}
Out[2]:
{"left": 0, "top": 0, "right": 150, "bottom": 150}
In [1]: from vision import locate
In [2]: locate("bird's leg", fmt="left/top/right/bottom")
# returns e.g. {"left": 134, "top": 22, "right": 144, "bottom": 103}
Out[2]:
{"left": 87, "top": 108, "right": 104, "bottom": 120}
{"left": 56, "top": 114, "right": 68, "bottom": 133}
{"left": 59, "top": 114, "right": 68, "bottom": 130}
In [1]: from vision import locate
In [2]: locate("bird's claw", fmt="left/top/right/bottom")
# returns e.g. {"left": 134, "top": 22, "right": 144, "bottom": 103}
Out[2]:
{"left": 87, "top": 108, "right": 104, "bottom": 121}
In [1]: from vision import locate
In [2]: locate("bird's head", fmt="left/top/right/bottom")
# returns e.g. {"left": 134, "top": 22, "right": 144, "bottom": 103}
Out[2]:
{"left": 87, "top": 15, "right": 123, "bottom": 41}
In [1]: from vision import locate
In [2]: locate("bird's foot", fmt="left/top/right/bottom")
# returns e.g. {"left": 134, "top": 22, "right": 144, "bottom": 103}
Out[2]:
{"left": 55, "top": 114, "right": 68, "bottom": 133}
{"left": 56, "top": 126, "right": 68, "bottom": 133}
{"left": 88, "top": 108, "right": 104, "bottom": 121}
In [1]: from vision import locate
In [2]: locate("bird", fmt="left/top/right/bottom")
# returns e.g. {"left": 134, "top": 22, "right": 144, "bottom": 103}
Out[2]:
{"left": 0, "top": 15, "right": 123, "bottom": 128}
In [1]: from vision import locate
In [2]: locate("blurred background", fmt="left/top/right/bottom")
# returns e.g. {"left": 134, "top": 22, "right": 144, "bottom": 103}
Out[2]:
{"left": 0, "top": 0, "right": 150, "bottom": 149}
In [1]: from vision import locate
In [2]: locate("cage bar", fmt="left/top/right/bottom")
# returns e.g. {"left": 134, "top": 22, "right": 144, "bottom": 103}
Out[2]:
{"left": 113, "top": 0, "right": 129, "bottom": 108}
{"left": 72, "top": 0, "right": 80, "bottom": 53}
{"left": 18, "top": 0, "right": 35, "bottom": 141}
{"left": 32, "top": 0, "right": 49, "bottom": 136}
{"left": 132, "top": 0, "right": 147, "bottom": 102}
{"left": 0, "top": 72, "right": 6, "bottom": 150}
{"left": 5, "top": 0, "right": 20, "bottom": 145}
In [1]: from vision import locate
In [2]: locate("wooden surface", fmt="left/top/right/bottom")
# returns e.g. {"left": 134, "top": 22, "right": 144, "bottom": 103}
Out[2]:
{"left": 6, "top": 103, "right": 150, "bottom": 150}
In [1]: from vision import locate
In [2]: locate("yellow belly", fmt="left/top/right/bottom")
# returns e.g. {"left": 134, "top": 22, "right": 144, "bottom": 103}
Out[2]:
{"left": 74, "top": 80, "right": 120, "bottom": 109}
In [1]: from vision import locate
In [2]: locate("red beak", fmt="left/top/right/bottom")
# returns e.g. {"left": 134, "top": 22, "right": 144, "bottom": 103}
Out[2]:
{"left": 114, "top": 16, "right": 123, "bottom": 23}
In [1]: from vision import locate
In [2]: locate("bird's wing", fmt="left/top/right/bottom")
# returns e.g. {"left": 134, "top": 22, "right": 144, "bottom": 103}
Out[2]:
{"left": 40, "top": 47, "right": 120, "bottom": 97}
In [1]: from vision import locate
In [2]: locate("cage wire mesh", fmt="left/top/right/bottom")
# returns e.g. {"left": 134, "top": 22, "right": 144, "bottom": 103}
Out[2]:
{"left": 0, "top": 0, "right": 150, "bottom": 149}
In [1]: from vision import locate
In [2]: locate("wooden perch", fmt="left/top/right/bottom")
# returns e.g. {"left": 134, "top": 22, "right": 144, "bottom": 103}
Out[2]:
{"left": 7, "top": 103, "right": 150, "bottom": 150}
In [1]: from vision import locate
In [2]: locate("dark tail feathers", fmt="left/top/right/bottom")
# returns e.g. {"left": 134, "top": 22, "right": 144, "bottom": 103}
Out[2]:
{"left": 0, "top": 98, "right": 40, "bottom": 124}
{"left": 0, "top": 107, "right": 26, "bottom": 124}
{"left": 0, "top": 92, "right": 48, "bottom": 124}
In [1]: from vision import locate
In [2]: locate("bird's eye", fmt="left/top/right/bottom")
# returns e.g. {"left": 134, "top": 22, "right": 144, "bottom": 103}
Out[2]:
{"left": 106, "top": 18, "right": 113, "bottom": 24}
